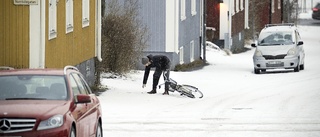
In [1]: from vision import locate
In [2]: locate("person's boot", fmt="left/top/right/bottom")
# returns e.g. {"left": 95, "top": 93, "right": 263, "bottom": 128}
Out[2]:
{"left": 147, "top": 89, "right": 157, "bottom": 94}
{"left": 162, "top": 90, "right": 169, "bottom": 95}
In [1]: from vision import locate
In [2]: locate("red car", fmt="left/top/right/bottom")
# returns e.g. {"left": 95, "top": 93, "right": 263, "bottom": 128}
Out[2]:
{"left": 0, "top": 66, "right": 103, "bottom": 137}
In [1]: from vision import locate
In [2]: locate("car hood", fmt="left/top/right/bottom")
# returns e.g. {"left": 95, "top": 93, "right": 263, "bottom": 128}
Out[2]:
{"left": 256, "top": 44, "right": 295, "bottom": 55}
{"left": 0, "top": 100, "right": 71, "bottom": 119}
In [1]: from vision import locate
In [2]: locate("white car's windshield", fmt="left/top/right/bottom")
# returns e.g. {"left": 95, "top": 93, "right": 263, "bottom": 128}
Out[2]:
{"left": 258, "top": 32, "right": 294, "bottom": 46}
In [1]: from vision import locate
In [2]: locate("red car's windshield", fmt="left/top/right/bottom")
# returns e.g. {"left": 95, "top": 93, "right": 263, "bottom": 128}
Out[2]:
{"left": 0, "top": 75, "right": 68, "bottom": 100}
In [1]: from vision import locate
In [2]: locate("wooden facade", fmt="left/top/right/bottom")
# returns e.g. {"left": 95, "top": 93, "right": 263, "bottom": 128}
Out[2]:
{"left": 0, "top": 1, "right": 29, "bottom": 68}
{"left": 45, "top": 0, "right": 96, "bottom": 68}
{"left": 0, "top": 0, "right": 99, "bottom": 69}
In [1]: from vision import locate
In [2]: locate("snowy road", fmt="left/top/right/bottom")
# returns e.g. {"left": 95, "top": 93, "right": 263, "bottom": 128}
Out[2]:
{"left": 99, "top": 24, "right": 320, "bottom": 137}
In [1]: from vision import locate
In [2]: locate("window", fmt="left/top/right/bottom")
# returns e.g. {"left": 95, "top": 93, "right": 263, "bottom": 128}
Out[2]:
{"left": 49, "top": 0, "right": 57, "bottom": 40}
{"left": 179, "top": 47, "right": 184, "bottom": 64}
{"left": 66, "top": 0, "right": 73, "bottom": 33}
{"left": 235, "top": 0, "right": 239, "bottom": 13}
{"left": 230, "top": 0, "right": 235, "bottom": 15}
{"left": 190, "top": 41, "right": 194, "bottom": 62}
{"left": 272, "top": 0, "right": 275, "bottom": 13}
{"left": 70, "top": 75, "right": 81, "bottom": 96}
{"left": 240, "top": 0, "right": 244, "bottom": 11}
{"left": 244, "top": 0, "right": 249, "bottom": 29}
{"left": 71, "top": 73, "right": 89, "bottom": 95}
{"left": 82, "top": 0, "right": 89, "bottom": 27}
{"left": 278, "top": 0, "right": 281, "bottom": 9}
{"left": 181, "top": 0, "right": 186, "bottom": 20}
{"left": 191, "top": 0, "right": 196, "bottom": 16}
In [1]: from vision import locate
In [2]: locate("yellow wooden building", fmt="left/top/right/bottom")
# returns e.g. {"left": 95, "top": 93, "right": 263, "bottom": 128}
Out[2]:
{"left": 0, "top": 0, "right": 102, "bottom": 85}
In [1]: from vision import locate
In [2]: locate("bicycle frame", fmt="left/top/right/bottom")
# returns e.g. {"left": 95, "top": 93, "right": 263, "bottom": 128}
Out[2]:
{"left": 158, "top": 77, "right": 203, "bottom": 98}
{"left": 158, "top": 78, "right": 178, "bottom": 91}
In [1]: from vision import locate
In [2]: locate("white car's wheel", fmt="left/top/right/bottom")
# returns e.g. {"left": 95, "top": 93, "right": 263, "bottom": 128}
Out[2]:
{"left": 254, "top": 69, "right": 260, "bottom": 74}
{"left": 300, "top": 64, "right": 305, "bottom": 70}
{"left": 294, "top": 63, "right": 300, "bottom": 72}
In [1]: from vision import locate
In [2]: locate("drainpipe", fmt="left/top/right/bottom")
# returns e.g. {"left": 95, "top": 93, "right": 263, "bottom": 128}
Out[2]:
{"left": 96, "top": 0, "right": 102, "bottom": 62}
{"left": 40, "top": 0, "right": 46, "bottom": 68}
{"left": 202, "top": 0, "right": 207, "bottom": 62}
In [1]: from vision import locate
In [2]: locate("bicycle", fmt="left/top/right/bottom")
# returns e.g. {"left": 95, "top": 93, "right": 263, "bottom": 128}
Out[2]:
{"left": 158, "top": 78, "right": 203, "bottom": 98}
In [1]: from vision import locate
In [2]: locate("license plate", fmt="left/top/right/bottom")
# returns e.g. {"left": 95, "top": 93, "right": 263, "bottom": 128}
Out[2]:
{"left": 268, "top": 61, "right": 281, "bottom": 65}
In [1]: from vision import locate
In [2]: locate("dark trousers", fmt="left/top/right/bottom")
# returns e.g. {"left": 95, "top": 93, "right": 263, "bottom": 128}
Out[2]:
{"left": 152, "top": 68, "right": 170, "bottom": 91}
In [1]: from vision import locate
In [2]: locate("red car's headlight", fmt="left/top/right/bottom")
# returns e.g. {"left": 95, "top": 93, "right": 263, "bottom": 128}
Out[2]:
{"left": 38, "top": 115, "right": 64, "bottom": 130}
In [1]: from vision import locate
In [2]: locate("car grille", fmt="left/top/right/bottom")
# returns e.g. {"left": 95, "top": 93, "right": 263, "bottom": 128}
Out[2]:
{"left": 263, "top": 54, "right": 286, "bottom": 60}
{"left": 0, "top": 118, "right": 36, "bottom": 133}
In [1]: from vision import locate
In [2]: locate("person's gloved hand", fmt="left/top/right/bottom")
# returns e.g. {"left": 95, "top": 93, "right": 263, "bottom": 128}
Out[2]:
{"left": 142, "top": 84, "right": 146, "bottom": 88}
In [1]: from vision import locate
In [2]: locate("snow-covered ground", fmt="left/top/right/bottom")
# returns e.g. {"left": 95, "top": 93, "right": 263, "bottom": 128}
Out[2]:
{"left": 98, "top": 12, "right": 320, "bottom": 137}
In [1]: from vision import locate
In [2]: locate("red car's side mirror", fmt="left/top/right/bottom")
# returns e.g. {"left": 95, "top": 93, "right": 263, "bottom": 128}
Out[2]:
{"left": 76, "top": 94, "right": 91, "bottom": 103}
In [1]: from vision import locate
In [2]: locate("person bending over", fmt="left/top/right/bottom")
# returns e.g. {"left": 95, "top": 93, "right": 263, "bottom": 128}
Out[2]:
{"left": 142, "top": 54, "right": 171, "bottom": 95}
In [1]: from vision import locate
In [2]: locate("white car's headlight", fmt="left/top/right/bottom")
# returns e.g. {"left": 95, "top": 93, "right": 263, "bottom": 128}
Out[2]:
{"left": 287, "top": 48, "right": 297, "bottom": 56}
{"left": 254, "top": 50, "right": 263, "bottom": 57}
{"left": 38, "top": 115, "right": 64, "bottom": 130}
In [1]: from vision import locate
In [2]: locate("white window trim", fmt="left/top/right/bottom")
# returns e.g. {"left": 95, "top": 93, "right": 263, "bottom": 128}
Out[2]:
{"left": 66, "top": 0, "right": 74, "bottom": 33}
{"left": 180, "top": 0, "right": 186, "bottom": 20}
{"left": 82, "top": 0, "right": 90, "bottom": 27}
{"left": 191, "top": 0, "right": 197, "bottom": 16}
{"left": 278, "top": 0, "right": 281, "bottom": 9}
{"left": 49, "top": 0, "right": 57, "bottom": 40}
{"left": 179, "top": 47, "right": 184, "bottom": 64}
{"left": 190, "top": 41, "right": 194, "bottom": 62}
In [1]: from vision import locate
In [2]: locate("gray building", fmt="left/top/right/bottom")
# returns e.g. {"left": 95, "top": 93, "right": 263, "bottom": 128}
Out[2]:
{"left": 105, "top": 0, "right": 205, "bottom": 70}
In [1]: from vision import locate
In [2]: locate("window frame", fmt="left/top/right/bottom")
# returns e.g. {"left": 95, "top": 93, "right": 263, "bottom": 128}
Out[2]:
{"left": 66, "top": 0, "right": 74, "bottom": 33}
{"left": 49, "top": 0, "right": 57, "bottom": 40}
{"left": 190, "top": 41, "right": 194, "bottom": 62}
{"left": 179, "top": 47, "right": 184, "bottom": 64}
{"left": 82, "top": 0, "right": 90, "bottom": 28}
{"left": 180, "top": 0, "right": 186, "bottom": 20}
{"left": 191, "top": 0, "right": 197, "bottom": 16}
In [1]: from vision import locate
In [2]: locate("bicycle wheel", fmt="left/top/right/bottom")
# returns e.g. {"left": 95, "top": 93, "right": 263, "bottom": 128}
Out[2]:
{"left": 179, "top": 85, "right": 203, "bottom": 98}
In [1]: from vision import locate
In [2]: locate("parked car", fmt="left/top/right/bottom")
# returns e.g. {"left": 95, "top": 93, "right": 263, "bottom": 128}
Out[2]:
{"left": 312, "top": 3, "right": 320, "bottom": 20}
{"left": 0, "top": 66, "right": 103, "bottom": 137}
{"left": 251, "top": 23, "right": 305, "bottom": 74}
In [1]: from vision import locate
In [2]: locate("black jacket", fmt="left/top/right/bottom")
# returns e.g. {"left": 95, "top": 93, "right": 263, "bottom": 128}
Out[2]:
{"left": 143, "top": 55, "right": 170, "bottom": 84}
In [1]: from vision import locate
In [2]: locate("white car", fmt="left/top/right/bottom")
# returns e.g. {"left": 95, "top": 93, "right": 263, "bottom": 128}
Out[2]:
{"left": 251, "top": 23, "right": 305, "bottom": 74}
